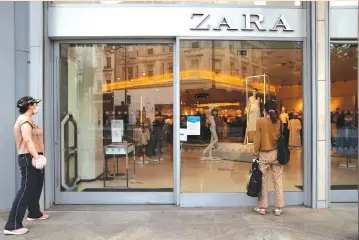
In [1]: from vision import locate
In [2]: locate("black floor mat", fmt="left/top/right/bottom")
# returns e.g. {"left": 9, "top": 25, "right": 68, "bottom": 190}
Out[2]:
{"left": 295, "top": 185, "right": 358, "bottom": 190}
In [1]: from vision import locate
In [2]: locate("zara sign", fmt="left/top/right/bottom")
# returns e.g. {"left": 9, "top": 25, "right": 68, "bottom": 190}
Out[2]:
{"left": 190, "top": 13, "right": 294, "bottom": 32}
{"left": 48, "top": 7, "right": 306, "bottom": 38}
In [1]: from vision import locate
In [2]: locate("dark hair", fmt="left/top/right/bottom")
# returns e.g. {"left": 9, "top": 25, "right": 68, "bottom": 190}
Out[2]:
{"left": 16, "top": 96, "right": 40, "bottom": 114}
{"left": 264, "top": 100, "right": 278, "bottom": 123}
{"left": 253, "top": 88, "right": 258, "bottom": 99}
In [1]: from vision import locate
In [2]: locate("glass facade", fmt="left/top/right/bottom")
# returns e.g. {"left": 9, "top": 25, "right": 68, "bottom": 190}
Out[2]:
{"left": 46, "top": 2, "right": 357, "bottom": 206}
{"left": 59, "top": 43, "right": 174, "bottom": 192}
{"left": 179, "top": 40, "right": 304, "bottom": 193}
{"left": 58, "top": 40, "right": 305, "bottom": 195}
{"left": 330, "top": 43, "right": 358, "bottom": 190}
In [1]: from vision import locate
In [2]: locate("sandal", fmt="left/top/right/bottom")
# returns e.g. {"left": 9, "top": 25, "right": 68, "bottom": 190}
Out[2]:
{"left": 254, "top": 207, "right": 266, "bottom": 215}
{"left": 274, "top": 209, "right": 282, "bottom": 216}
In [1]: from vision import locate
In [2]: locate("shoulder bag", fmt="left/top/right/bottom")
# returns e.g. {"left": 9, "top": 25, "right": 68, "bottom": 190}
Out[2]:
{"left": 277, "top": 122, "right": 290, "bottom": 165}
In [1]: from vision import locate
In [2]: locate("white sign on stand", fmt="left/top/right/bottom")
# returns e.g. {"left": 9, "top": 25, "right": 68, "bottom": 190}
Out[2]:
{"left": 111, "top": 119, "right": 124, "bottom": 143}
{"left": 180, "top": 128, "right": 187, "bottom": 142}
{"left": 186, "top": 116, "right": 201, "bottom": 135}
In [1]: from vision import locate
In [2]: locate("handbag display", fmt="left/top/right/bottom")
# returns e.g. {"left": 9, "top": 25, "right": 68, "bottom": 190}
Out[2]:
{"left": 246, "top": 160, "right": 262, "bottom": 197}
{"left": 277, "top": 123, "right": 290, "bottom": 165}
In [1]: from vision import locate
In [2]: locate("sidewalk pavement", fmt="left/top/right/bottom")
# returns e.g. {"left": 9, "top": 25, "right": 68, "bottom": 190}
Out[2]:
{"left": 0, "top": 204, "right": 357, "bottom": 240}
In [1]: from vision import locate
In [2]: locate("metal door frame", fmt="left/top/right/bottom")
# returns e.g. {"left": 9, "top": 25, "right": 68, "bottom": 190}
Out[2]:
{"left": 53, "top": 39, "right": 177, "bottom": 204}
{"left": 176, "top": 36, "right": 310, "bottom": 207}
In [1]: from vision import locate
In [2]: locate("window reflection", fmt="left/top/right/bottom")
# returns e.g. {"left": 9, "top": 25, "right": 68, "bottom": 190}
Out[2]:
{"left": 180, "top": 40, "right": 304, "bottom": 193}
{"left": 59, "top": 43, "right": 174, "bottom": 192}
{"left": 330, "top": 43, "right": 358, "bottom": 189}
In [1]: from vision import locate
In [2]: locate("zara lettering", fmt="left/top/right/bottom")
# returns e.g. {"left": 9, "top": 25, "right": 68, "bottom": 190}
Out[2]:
{"left": 190, "top": 13, "right": 294, "bottom": 32}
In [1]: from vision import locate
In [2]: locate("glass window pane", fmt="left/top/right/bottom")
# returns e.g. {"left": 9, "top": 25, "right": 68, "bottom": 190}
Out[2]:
{"left": 52, "top": 1, "right": 301, "bottom": 5}
{"left": 180, "top": 40, "right": 303, "bottom": 193}
{"left": 330, "top": 43, "right": 358, "bottom": 189}
{"left": 59, "top": 43, "right": 174, "bottom": 192}
{"left": 330, "top": 1, "right": 358, "bottom": 6}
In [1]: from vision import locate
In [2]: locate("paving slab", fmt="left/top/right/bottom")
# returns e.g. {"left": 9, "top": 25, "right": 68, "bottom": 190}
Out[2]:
{"left": 0, "top": 204, "right": 357, "bottom": 240}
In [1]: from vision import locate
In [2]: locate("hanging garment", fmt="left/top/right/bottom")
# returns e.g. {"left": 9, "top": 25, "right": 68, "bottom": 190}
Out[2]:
{"left": 288, "top": 119, "right": 302, "bottom": 147}
{"left": 247, "top": 96, "right": 261, "bottom": 132}
{"left": 336, "top": 126, "right": 358, "bottom": 156}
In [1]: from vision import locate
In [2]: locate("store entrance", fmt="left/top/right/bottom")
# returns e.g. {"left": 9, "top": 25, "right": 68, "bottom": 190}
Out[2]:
{"left": 55, "top": 42, "right": 176, "bottom": 204}
{"left": 178, "top": 40, "right": 305, "bottom": 205}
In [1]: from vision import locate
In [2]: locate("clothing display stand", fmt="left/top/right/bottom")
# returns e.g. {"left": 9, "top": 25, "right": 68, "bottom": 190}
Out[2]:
{"left": 103, "top": 143, "right": 136, "bottom": 188}
{"left": 335, "top": 126, "right": 358, "bottom": 169}
{"left": 244, "top": 74, "right": 269, "bottom": 145}
{"left": 339, "top": 156, "right": 357, "bottom": 169}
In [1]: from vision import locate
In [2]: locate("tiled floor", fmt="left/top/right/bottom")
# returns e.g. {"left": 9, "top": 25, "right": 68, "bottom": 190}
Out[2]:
{"left": 0, "top": 204, "right": 357, "bottom": 240}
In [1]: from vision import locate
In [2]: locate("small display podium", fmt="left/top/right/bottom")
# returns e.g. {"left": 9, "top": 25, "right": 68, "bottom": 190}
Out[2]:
{"left": 103, "top": 143, "right": 136, "bottom": 188}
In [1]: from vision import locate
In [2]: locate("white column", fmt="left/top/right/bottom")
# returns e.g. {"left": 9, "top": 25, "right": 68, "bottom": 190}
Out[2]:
{"left": 28, "top": 2, "right": 44, "bottom": 211}
{"left": 315, "top": 1, "right": 330, "bottom": 209}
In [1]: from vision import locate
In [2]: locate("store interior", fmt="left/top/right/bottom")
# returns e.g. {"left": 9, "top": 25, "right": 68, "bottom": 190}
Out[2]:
{"left": 58, "top": 41, "right": 357, "bottom": 193}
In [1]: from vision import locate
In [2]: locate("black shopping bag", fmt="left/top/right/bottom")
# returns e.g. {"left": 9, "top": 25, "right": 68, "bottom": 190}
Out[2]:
{"left": 246, "top": 160, "right": 263, "bottom": 197}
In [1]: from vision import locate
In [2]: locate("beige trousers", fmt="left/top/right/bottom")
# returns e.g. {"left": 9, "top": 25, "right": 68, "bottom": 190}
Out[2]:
{"left": 258, "top": 149, "right": 284, "bottom": 209}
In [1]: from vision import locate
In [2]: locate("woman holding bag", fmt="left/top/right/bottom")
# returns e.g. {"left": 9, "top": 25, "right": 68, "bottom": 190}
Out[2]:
{"left": 252, "top": 100, "right": 284, "bottom": 216}
{"left": 4, "top": 96, "right": 49, "bottom": 235}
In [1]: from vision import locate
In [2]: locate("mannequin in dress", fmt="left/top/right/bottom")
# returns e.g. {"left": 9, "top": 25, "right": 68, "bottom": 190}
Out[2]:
{"left": 201, "top": 106, "right": 220, "bottom": 161}
{"left": 279, "top": 106, "right": 290, "bottom": 144}
{"left": 246, "top": 88, "right": 261, "bottom": 143}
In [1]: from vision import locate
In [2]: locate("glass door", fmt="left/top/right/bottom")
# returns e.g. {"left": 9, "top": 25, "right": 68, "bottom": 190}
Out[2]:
{"left": 178, "top": 40, "right": 306, "bottom": 206}
{"left": 55, "top": 42, "right": 176, "bottom": 204}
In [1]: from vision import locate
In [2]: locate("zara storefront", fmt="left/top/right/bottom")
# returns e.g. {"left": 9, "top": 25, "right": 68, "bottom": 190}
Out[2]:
{"left": 35, "top": 1, "right": 342, "bottom": 208}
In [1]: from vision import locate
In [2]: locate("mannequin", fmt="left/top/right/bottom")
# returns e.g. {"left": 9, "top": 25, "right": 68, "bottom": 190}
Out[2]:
{"left": 201, "top": 106, "right": 220, "bottom": 161}
{"left": 246, "top": 88, "right": 261, "bottom": 143}
{"left": 280, "top": 107, "right": 290, "bottom": 144}
{"left": 288, "top": 112, "right": 302, "bottom": 148}
{"left": 279, "top": 107, "right": 289, "bottom": 124}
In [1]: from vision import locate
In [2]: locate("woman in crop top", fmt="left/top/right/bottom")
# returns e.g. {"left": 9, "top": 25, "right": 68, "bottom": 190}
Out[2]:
{"left": 252, "top": 100, "right": 284, "bottom": 216}
{"left": 4, "top": 96, "right": 49, "bottom": 236}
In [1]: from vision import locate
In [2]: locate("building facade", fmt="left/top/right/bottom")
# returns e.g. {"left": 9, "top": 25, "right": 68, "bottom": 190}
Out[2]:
{"left": 0, "top": 1, "right": 358, "bottom": 210}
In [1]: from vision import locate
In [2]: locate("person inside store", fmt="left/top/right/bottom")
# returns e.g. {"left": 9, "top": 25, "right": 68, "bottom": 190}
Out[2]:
{"left": 4, "top": 96, "right": 49, "bottom": 236}
{"left": 153, "top": 111, "right": 166, "bottom": 160}
{"left": 252, "top": 100, "right": 284, "bottom": 216}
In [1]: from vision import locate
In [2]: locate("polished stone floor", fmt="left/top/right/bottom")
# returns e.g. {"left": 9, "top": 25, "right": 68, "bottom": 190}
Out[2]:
{"left": 0, "top": 204, "right": 357, "bottom": 240}
{"left": 77, "top": 146, "right": 357, "bottom": 193}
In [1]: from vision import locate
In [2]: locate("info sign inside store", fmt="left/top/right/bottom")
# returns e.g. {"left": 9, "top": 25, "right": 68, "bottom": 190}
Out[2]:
{"left": 180, "top": 116, "right": 201, "bottom": 142}
{"left": 111, "top": 119, "right": 124, "bottom": 143}
{"left": 186, "top": 116, "right": 201, "bottom": 135}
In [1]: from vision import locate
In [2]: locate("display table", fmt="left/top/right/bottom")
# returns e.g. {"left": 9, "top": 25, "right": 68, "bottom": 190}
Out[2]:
{"left": 103, "top": 143, "right": 136, "bottom": 188}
